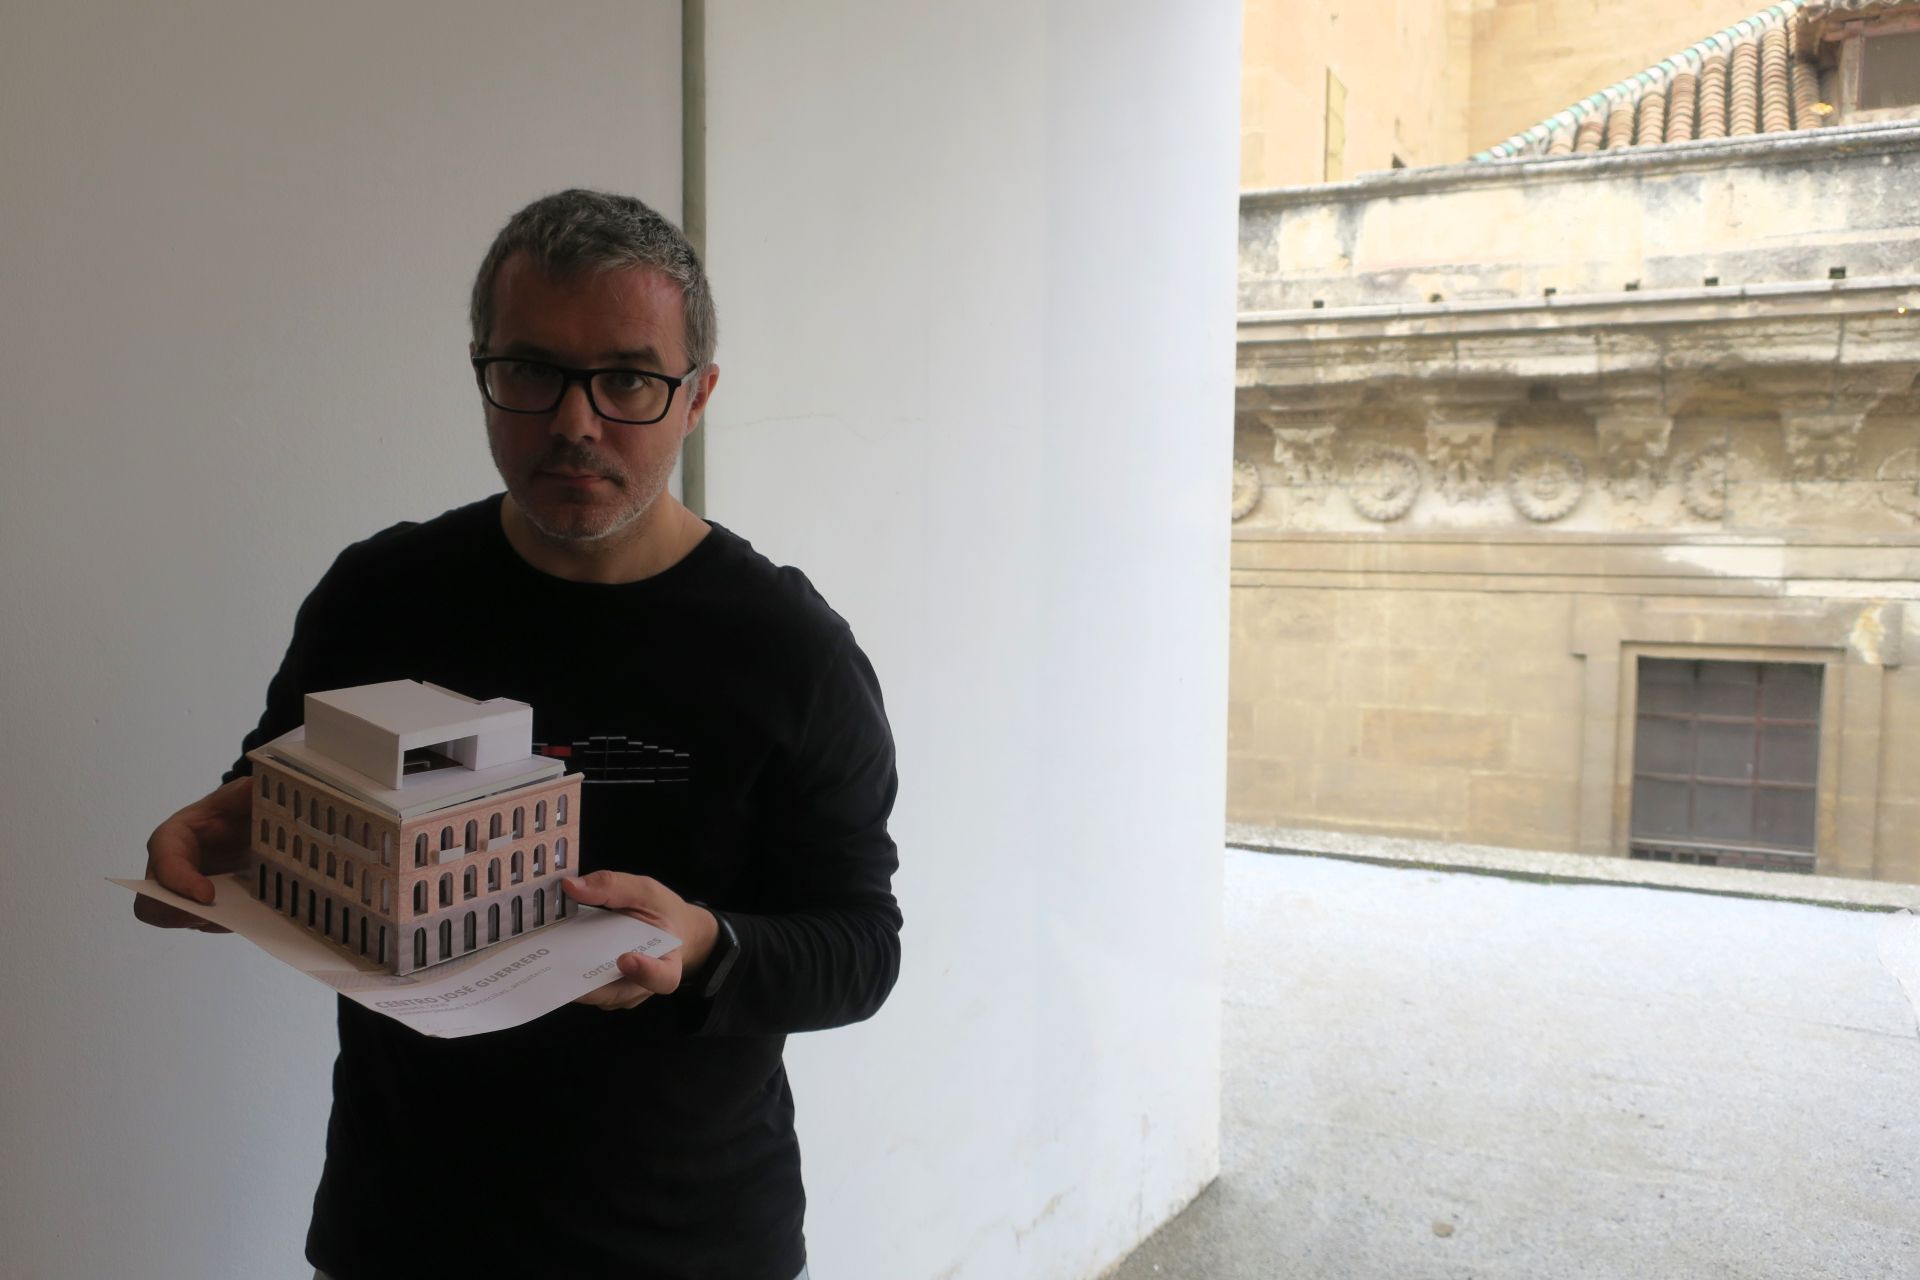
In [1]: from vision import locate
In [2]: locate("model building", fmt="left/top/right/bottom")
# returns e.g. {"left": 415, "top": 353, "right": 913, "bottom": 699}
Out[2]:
{"left": 245, "top": 680, "right": 583, "bottom": 975}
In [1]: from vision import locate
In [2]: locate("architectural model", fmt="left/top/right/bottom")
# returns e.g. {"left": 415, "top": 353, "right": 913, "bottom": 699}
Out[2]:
{"left": 245, "top": 680, "right": 583, "bottom": 975}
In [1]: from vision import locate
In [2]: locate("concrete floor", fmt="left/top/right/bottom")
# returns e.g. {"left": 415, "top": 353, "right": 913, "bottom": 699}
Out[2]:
{"left": 1107, "top": 851, "right": 1920, "bottom": 1280}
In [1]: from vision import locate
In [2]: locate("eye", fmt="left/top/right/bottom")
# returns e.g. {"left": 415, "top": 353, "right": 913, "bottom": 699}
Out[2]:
{"left": 599, "top": 369, "right": 652, "bottom": 394}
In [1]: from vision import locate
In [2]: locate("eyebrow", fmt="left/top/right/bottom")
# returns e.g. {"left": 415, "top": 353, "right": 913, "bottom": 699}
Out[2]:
{"left": 495, "top": 340, "right": 665, "bottom": 369}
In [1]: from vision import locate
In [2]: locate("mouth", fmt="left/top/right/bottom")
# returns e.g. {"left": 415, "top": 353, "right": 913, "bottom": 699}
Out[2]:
{"left": 539, "top": 469, "right": 612, "bottom": 488}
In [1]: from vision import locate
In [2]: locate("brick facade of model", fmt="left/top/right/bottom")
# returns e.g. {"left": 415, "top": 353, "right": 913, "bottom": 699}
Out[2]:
{"left": 245, "top": 764, "right": 583, "bottom": 975}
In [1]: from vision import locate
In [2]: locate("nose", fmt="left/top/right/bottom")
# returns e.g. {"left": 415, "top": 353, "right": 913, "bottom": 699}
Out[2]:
{"left": 548, "top": 380, "right": 603, "bottom": 444}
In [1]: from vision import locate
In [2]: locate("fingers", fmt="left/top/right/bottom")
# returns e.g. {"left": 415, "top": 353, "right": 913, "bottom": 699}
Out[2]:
{"left": 131, "top": 893, "right": 228, "bottom": 933}
{"left": 560, "top": 871, "right": 668, "bottom": 915}
{"left": 146, "top": 817, "right": 216, "bottom": 907}
{"left": 572, "top": 948, "right": 684, "bottom": 1011}
{"left": 616, "top": 948, "right": 682, "bottom": 996}
{"left": 572, "top": 978, "right": 655, "bottom": 1011}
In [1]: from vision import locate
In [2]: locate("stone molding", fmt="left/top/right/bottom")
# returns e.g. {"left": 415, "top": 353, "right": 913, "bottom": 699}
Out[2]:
{"left": 1425, "top": 419, "right": 1496, "bottom": 503}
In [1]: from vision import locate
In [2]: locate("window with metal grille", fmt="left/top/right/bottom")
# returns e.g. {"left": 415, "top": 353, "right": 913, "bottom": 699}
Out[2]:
{"left": 1628, "top": 658, "right": 1822, "bottom": 873}
{"left": 1860, "top": 30, "right": 1920, "bottom": 111}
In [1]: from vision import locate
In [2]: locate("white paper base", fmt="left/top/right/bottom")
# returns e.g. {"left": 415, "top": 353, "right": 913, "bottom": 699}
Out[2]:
{"left": 113, "top": 874, "right": 681, "bottom": 1038}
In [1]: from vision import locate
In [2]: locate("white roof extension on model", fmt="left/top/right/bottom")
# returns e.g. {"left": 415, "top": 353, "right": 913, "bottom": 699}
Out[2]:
{"left": 249, "top": 680, "right": 563, "bottom": 821}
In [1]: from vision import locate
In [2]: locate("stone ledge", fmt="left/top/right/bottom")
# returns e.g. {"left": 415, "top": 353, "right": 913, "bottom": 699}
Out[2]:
{"left": 1226, "top": 820, "right": 1920, "bottom": 911}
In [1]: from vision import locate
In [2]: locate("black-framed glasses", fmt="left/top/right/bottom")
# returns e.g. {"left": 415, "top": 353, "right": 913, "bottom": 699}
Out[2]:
{"left": 471, "top": 356, "right": 699, "bottom": 426}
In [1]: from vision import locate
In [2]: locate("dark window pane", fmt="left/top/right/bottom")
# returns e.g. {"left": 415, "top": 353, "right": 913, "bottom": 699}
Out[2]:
{"left": 1697, "top": 662, "right": 1759, "bottom": 716}
{"left": 1761, "top": 663, "right": 1822, "bottom": 721}
{"left": 1639, "top": 657, "right": 1694, "bottom": 697}
{"left": 1635, "top": 714, "right": 1692, "bottom": 775}
{"left": 1695, "top": 719, "right": 1756, "bottom": 781}
{"left": 1758, "top": 723, "right": 1819, "bottom": 784}
{"left": 1631, "top": 778, "right": 1691, "bottom": 839}
{"left": 1694, "top": 783, "right": 1754, "bottom": 842}
{"left": 1755, "top": 787, "right": 1817, "bottom": 851}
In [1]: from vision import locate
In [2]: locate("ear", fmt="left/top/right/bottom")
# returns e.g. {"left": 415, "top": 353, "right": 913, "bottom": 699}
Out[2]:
{"left": 682, "top": 364, "right": 720, "bottom": 438}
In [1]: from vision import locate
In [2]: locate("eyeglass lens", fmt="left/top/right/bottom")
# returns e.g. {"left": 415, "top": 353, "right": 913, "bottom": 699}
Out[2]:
{"left": 483, "top": 361, "right": 671, "bottom": 423}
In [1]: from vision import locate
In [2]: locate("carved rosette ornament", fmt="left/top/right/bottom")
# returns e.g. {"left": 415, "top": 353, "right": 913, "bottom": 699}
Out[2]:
{"left": 1268, "top": 425, "right": 1337, "bottom": 502}
{"left": 1679, "top": 443, "right": 1731, "bottom": 521}
{"left": 1596, "top": 417, "right": 1672, "bottom": 502}
{"left": 1348, "top": 445, "right": 1423, "bottom": 522}
{"left": 1231, "top": 459, "right": 1262, "bottom": 521}
{"left": 1425, "top": 422, "right": 1496, "bottom": 503}
{"left": 1506, "top": 447, "right": 1586, "bottom": 522}
{"left": 1876, "top": 447, "right": 1920, "bottom": 522}
{"left": 1783, "top": 412, "right": 1863, "bottom": 485}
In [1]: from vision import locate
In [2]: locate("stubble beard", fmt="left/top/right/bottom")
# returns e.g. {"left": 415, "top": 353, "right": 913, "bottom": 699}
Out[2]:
{"left": 492, "top": 435, "right": 677, "bottom": 547}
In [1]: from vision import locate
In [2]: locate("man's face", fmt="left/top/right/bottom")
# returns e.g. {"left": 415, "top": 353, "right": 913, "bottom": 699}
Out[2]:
{"left": 479, "top": 252, "right": 706, "bottom": 545}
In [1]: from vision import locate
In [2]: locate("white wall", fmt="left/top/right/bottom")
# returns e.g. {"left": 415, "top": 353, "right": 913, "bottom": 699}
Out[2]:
{"left": 703, "top": 4, "right": 1240, "bottom": 1278}
{"left": 0, "top": 5, "right": 680, "bottom": 1277}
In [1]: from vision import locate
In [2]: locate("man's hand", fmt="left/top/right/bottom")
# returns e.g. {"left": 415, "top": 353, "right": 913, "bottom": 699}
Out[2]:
{"left": 135, "top": 777, "right": 256, "bottom": 933}
{"left": 564, "top": 871, "right": 719, "bottom": 1011}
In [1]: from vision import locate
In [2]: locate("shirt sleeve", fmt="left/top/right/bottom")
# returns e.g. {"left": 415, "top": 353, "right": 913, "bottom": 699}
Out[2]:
{"left": 688, "top": 634, "right": 903, "bottom": 1036}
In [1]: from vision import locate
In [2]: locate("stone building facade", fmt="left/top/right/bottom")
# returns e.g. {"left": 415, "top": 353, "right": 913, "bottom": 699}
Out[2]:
{"left": 1231, "top": 1, "right": 1920, "bottom": 881}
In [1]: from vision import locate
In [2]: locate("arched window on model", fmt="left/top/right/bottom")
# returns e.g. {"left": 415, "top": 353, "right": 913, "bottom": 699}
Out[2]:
{"left": 487, "top": 858, "right": 501, "bottom": 892}
{"left": 487, "top": 903, "right": 500, "bottom": 943}
{"left": 326, "top": 805, "right": 336, "bottom": 836}
{"left": 414, "top": 833, "right": 428, "bottom": 868}
{"left": 534, "top": 801, "right": 547, "bottom": 833}
{"left": 414, "top": 929, "right": 426, "bottom": 969}
{"left": 440, "top": 826, "right": 454, "bottom": 853}
{"left": 438, "top": 872, "right": 453, "bottom": 908}
{"left": 259, "top": 817, "right": 270, "bottom": 845}
{"left": 533, "top": 887, "right": 545, "bottom": 927}
{"left": 276, "top": 781, "right": 285, "bottom": 807}
{"left": 463, "top": 911, "right": 477, "bottom": 952}
{"left": 489, "top": 812, "right": 503, "bottom": 841}
{"left": 343, "top": 860, "right": 354, "bottom": 888}
{"left": 439, "top": 919, "right": 453, "bottom": 961}
{"left": 512, "top": 806, "right": 525, "bottom": 838}
{"left": 277, "top": 826, "right": 286, "bottom": 851}
{"left": 380, "top": 879, "right": 391, "bottom": 912}
{"left": 413, "top": 882, "right": 427, "bottom": 916}
{"left": 381, "top": 831, "right": 393, "bottom": 867}
{"left": 292, "top": 836, "right": 303, "bottom": 863}
{"left": 533, "top": 844, "right": 545, "bottom": 876}
{"left": 292, "top": 788, "right": 301, "bottom": 819}
{"left": 463, "top": 867, "right": 476, "bottom": 900}
{"left": 310, "top": 843, "right": 320, "bottom": 871}
{"left": 510, "top": 851, "right": 524, "bottom": 885}
{"left": 361, "top": 819, "right": 372, "bottom": 850}
{"left": 326, "top": 851, "right": 337, "bottom": 880}
{"left": 464, "top": 820, "right": 478, "bottom": 852}
{"left": 511, "top": 896, "right": 523, "bottom": 935}
{"left": 556, "top": 794, "right": 568, "bottom": 826}
{"left": 554, "top": 837, "right": 568, "bottom": 870}
{"left": 360, "top": 871, "right": 371, "bottom": 904}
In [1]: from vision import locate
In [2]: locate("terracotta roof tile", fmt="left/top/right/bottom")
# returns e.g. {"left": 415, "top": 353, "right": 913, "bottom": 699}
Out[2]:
{"left": 1476, "top": 2, "right": 1829, "bottom": 161}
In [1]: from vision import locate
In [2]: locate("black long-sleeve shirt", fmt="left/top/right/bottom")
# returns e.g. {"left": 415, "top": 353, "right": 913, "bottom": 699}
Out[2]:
{"left": 224, "top": 496, "right": 901, "bottom": 1280}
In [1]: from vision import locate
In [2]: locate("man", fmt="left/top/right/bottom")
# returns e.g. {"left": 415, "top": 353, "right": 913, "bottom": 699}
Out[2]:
{"left": 137, "top": 189, "right": 902, "bottom": 1280}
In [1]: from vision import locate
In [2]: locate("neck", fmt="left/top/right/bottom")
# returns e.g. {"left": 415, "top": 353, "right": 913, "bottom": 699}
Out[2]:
{"left": 500, "top": 494, "right": 710, "bottom": 584}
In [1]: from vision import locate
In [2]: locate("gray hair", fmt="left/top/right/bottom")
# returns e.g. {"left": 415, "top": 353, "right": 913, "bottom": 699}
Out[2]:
{"left": 469, "top": 189, "right": 717, "bottom": 369}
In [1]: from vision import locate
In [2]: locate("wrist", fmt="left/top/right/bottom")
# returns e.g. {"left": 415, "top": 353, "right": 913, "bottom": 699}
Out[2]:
{"left": 684, "top": 901, "right": 741, "bottom": 999}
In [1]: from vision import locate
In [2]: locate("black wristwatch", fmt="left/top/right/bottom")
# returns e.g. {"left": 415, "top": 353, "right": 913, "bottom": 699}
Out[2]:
{"left": 690, "top": 903, "right": 739, "bottom": 999}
